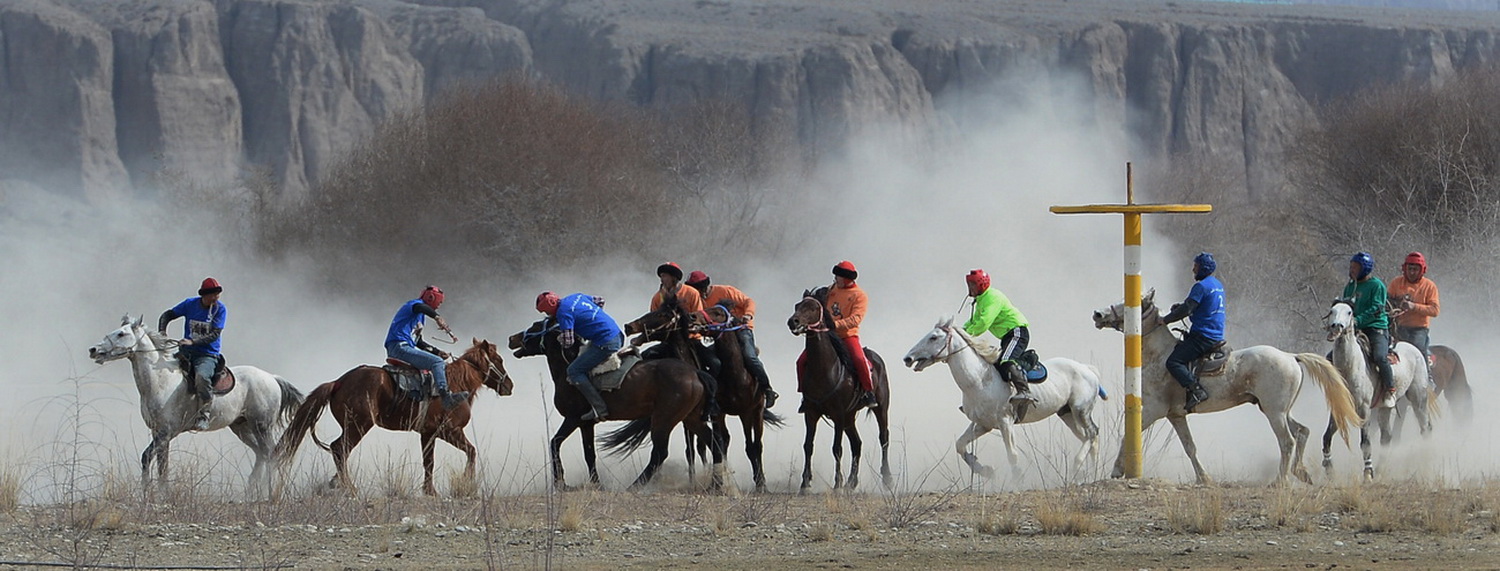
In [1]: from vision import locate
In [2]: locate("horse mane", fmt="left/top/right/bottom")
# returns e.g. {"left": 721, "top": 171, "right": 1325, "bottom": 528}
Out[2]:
{"left": 949, "top": 323, "right": 1002, "bottom": 364}
{"left": 143, "top": 328, "right": 175, "bottom": 350}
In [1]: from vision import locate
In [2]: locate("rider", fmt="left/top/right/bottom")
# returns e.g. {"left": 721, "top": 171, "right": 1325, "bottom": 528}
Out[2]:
{"left": 537, "top": 291, "right": 621, "bottom": 421}
{"left": 641, "top": 262, "right": 719, "bottom": 375}
{"left": 961, "top": 269, "right": 1036, "bottom": 410}
{"left": 686, "top": 270, "right": 779, "bottom": 408}
{"left": 1386, "top": 251, "right": 1440, "bottom": 364}
{"left": 385, "top": 286, "right": 469, "bottom": 410}
{"left": 157, "top": 277, "right": 227, "bottom": 431}
{"left": 1345, "top": 251, "right": 1396, "bottom": 407}
{"left": 799, "top": 260, "right": 877, "bottom": 411}
{"left": 1162, "top": 252, "right": 1225, "bottom": 413}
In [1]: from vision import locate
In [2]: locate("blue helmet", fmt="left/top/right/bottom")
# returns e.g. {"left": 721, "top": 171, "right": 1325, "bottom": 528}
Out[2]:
{"left": 1193, "top": 252, "right": 1216, "bottom": 280}
{"left": 1351, "top": 252, "right": 1374, "bottom": 280}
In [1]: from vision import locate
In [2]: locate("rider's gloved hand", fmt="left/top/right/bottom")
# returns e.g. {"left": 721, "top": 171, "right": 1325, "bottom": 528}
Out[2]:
{"left": 592, "top": 295, "right": 606, "bottom": 306}
{"left": 731, "top": 315, "right": 750, "bottom": 326}
{"left": 437, "top": 350, "right": 451, "bottom": 360}
{"left": 559, "top": 330, "right": 576, "bottom": 348}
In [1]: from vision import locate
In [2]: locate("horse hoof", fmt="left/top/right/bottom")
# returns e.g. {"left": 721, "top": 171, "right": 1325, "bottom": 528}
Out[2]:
{"left": 976, "top": 467, "right": 996, "bottom": 480}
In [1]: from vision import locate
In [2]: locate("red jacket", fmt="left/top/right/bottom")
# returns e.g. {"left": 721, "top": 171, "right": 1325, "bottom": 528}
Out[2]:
{"left": 826, "top": 282, "right": 867, "bottom": 338}
{"left": 1386, "top": 275, "right": 1439, "bottom": 328}
{"left": 700, "top": 284, "right": 757, "bottom": 329}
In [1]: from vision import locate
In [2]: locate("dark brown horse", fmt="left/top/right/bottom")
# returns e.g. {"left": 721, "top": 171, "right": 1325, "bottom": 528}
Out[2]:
{"left": 630, "top": 305, "right": 786, "bottom": 491}
{"left": 509, "top": 317, "right": 723, "bottom": 490}
{"left": 787, "top": 288, "right": 892, "bottom": 492}
{"left": 273, "top": 339, "right": 513, "bottom": 495}
{"left": 1429, "top": 345, "right": 1473, "bottom": 426}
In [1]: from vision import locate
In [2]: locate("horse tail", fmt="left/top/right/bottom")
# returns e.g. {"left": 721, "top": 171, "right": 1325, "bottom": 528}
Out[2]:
{"left": 763, "top": 409, "right": 787, "bottom": 428}
{"left": 1085, "top": 364, "right": 1109, "bottom": 400}
{"left": 274, "top": 376, "right": 306, "bottom": 429}
{"left": 599, "top": 418, "right": 653, "bottom": 457}
{"left": 1097, "top": 386, "right": 1110, "bottom": 401}
{"left": 1296, "top": 353, "right": 1359, "bottom": 447}
{"left": 273, "top": 380, "right": 335, "bottom": 466}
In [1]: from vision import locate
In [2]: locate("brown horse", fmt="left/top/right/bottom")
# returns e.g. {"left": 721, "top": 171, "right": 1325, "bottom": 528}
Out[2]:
{"left": 1429, "top": 345, "right": 1473, "bottom": 426}
{"left": 273, "top": 339, "right": 513, "bottom": 495}
{"left": 509, "top": 317, "right": 724, "bottom": 490}
{"left": 787, "top": 288, "right": 892, "bottom": 492}
{"left": 631, "top": 305, "right": 786, "bottom": 491}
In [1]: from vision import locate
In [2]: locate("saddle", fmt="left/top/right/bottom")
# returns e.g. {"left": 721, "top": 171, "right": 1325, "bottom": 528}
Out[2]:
{"left": 586, "top": 349, "right": 642, "bottom": 392}
{"left": 1354, "top": 332, "right": 1401, "bottom": 365}
{"left": 1189, "top": 341, "right": 1232, "bottom": 378}
{"left": 995, "top": 350, "right": 1049, "bottom": 383}
{"left": 385, "top": 359, "right": 438, "bottom": 401}
{"left": 176, "top": 353, "right": 235, "bottom": 395}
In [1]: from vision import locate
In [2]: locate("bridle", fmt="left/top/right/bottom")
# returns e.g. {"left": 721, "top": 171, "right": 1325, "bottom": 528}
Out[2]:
{"left": 635, "top": 308, "right": 683, "bottom": 340}
{"left": 790, "top": 297, "right": 829, "bottom": 335}
{"left": 926, "top": 325, "right": 969, "bottom": 362}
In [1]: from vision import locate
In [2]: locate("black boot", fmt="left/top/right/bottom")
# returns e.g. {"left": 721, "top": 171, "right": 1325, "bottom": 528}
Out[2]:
{"left": 192, "top": 379, "right": 213, "bottom": 431}
{"left": 1008, "top": 381, "right": 1037, "bottom": 403}
{"left": 572, "top": 381, "right": 610, "bottom": 421}
{"left": 860, "top": 390, "right": 879, "bottom": 409}
{"left": 1185, "top": 384, "right": 1210, "bottom": 412}
{"left": 439, "top": 389, "right": 471, "bottom": 410}
{"left": 763, "top": 387, "right": 779, "bottom": 409}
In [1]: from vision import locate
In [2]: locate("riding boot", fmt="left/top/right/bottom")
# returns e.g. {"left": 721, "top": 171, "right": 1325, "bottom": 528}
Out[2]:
{"left": 762, "top": 385, "right": 779, "bottom": 409}
{"left": 1185, "top": 383, "right": 1210, "bottom": 413}
{"left": 439, "top": 388, "right": 471, "bottom": 410}
{"left": 859, "top": 390, "right": 879, "bottom": 409}
{"left": 192, "top": 379, "right": 213, "bottom": 431}
{"left": 572, "top": 380, "right": 610, "bottom": 422}
{"left": 797, "top": 399, "right": 810, "bottom": 414}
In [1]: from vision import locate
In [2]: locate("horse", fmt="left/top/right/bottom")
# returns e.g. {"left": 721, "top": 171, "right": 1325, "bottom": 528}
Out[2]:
{"left": 88, "top": 315, "right": 305, "bottom": 495}
{"left": 1428, "top": 345, "right": 1472, "bottom": 427}
{"left": 508, "top": 318, "right": 724, "bottom": 490}
{"left": 787, "top": 289, "right": 892, "bottom": 492}
{"left": 1320, "top": 300, "right": 1437, "bottom": 479}
{"left": 1091, "top": 291, "right": 1360, "bottom": 484}
{"left": 902, "top": 317, "right": 1108, "bottom": 479}
{"left": 272, "top": 339, "right": 513, "bottom": 496}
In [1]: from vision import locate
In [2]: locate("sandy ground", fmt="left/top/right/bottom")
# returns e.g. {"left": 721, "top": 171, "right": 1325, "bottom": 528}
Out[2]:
{"left": 1, "top": 477, "right": 1498, "bottom": 570}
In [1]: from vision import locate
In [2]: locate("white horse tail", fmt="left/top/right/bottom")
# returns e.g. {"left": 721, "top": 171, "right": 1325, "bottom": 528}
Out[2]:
{"left": 274, "top": 376, "right": 307, "bottom": 429}
{"left": 1296, "top": 353, "right": 1359, "bottom": 446}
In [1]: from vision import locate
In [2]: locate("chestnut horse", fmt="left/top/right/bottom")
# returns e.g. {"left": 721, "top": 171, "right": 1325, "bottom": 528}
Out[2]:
{"left": 630, "top": 305, "right": 786, "bottom": 491}
{"left": 509, "top": 318, "right": 724, "bottom": 490}
{"left": 273, "top": 339, "right": 513, "bottom": 495}
{"left": 787, "top": 288, "right": 892, "bottom": 492}
{"left": 1429, "top": 345, "right": 1472, "bottom": 426}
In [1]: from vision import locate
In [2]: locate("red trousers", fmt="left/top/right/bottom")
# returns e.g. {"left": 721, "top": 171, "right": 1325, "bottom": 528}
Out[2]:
{"left": 797, "top": 335, "right": 874, "bottom": 392}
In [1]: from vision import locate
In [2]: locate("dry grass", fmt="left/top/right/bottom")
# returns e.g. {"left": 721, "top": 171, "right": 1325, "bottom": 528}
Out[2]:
{"left": 1035, "top": 502, "right": 1104, "bottom": 536}
{"left": 0, "top": 469, "right": 19, "bottom": 513}
{"left": 1267, "top": 486, "right": 1322, "bottom": 531}
{"left": 974, "top": 496, "right": 1022, "bottom": 536}
{"left": 807, "top": 521, "right": 834, "bottom": 542}
{"left": 1165, "top": 490, "right": 1225, "bottom": 535}
{"left": 448, "top": 469, "right": 479, "bottom": 498}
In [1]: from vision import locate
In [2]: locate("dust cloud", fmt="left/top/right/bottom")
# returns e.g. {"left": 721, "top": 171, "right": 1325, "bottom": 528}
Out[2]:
{"left": 2, "top": 69, "right": 1495, "bottom": 503}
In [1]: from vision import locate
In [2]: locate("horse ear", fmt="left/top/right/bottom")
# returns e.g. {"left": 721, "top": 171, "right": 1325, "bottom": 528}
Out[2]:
{"left": 1143, "top": 289, "right": 1155, "bottom": 304}
{"left": 121, "top": 314, "right": 131, "bottom": 326}
{"left": 134, "top": 315, "right": 145, "bottom": 328}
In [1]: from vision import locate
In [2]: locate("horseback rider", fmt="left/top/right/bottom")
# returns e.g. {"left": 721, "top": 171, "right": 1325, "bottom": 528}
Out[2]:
{"left": 1387, "top": 251, "right": 1440, "bottom": 364}
{"left": 686, "top": 270, "right": 779, "bottom": 408}
{"left": 157, "top": 277, "right": 227, "bottom": 431}
{"left": 1344, "top": 252, "right": 1396, "bottom": 407}
{"left": 799, "top": 260, "right": 877, "bottom": 411}
{"left": 962, "top": 269, "right": 1036, "bottom": 411}
{"left": 537, "top": 291, "right": 621, "bottom": 421}
{"left": 1162, "top": 252, "right": 1225, "bottom": 413}
{"left": 385, "top": 286, "right": 469, "bottom": 410}
{"left": 640, "top": 262, "right": 721, "bottom": 376}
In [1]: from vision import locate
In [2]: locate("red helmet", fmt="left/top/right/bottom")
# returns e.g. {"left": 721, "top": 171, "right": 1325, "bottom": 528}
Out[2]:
{"left": 832, "top": 260, "right": 858, "bottom": 280}
{"left": 686, "top": 270, "right": 710, "bottom": 287}
{"left": 966, "top": 269, "right": 990, "bottom": 295}
{"left": 420, "top": 285, "right": 444, "bottom": 308}
{"left": 536, "top": 291, "right": 561, "bottom": 315}
{"left": 198, "top": 277, "right": 223, "bottom": 296}
{"left": 1405, "top": 252, "right": 1427, "bottom": 274}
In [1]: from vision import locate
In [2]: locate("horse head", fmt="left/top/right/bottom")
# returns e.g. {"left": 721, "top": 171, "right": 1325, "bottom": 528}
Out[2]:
{"left": 788, "top": 294, "right": 830, "bottom": 335}
{"left": 1091, "top": 288, "right": 1157, "bottom": 332}
{"left": 623, "top": 303, "right": 684, "bottom": 342}
{"left": 509, "top": 317, "right": 556, "bottom": 358}
{"left": 89, "top": 315, "right": 159, "bottom": 364}
{"left": 459, "top": 338, "right": 514, "bottom": 396}
{"left": 1323, "top": 299, "right": 1356, "bottom": 342}
{"left": 902, "top": 317, "right": 959, "bottom": 372}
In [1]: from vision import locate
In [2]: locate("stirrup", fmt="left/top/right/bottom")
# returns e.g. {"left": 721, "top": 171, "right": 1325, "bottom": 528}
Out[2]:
{"left": 581, "top": 407, "right": 608, "bottom": 422}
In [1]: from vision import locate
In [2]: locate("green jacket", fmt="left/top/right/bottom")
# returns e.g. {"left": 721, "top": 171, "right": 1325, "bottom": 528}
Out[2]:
{"left": 1342, "top": 277, "right": 1390, "bottom": 330}
{"left": 964, "top": 288, "right": 1029, "bottom": 338}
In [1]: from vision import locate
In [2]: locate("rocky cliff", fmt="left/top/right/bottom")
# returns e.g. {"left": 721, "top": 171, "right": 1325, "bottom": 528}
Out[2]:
{"left": 4, "top": 0, "right": 1500, "bottom": 199}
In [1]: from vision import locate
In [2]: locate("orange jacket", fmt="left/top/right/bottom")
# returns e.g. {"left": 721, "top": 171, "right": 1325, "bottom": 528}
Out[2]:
{"left": 1386, "top": 275, "right": 1439, "bottom": 328}
{"left": 651, "top": 284, "right": 705, "bottom": 315}
{"left": 701, "top": 284, "right": 757, "bottom": 329}
{"left": 826, "top": 281, "right": 867, "bottom": 338}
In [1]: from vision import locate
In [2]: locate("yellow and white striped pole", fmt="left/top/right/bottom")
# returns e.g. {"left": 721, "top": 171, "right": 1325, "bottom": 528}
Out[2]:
{"left": 1051, "top": 163, "right": 1209, "bottom": 478}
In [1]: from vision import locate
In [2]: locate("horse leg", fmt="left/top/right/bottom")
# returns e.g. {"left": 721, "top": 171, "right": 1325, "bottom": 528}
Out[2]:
{"left": 831, "top": 425, "right": 846, "bottom": 490}
{"left": 1061, "top": 411, "right": 1096, "bottom": 477}
{"left": 1321, "top": 416, "right": 1337, "bottom": 478}
{"left": 582, "top": 423, "right": 600, "bottom": 485}
{"left": 846, "top": 423, "right": 864, "bottom": 492}
{"left": 156, "top": 437, "right": 172, "bottom": 487}
{"left": 741, "top": 415, "right": 766, "bottom": 492}
{"left": 955, "top": 423, "right": 996, "bottom": 479}
{"left": 229, "top": 420, "right": 275, "bottom": 498}
{"left": 141, "top": 432, "right": 169, "bottom": 491}
{"left": 437, "top": 428, "right": 479, "bottom": 492}
{"left": 1166, "top": 415, "right": 1212, "bottom": 485}
{"left": 1377, "top": 408, "right": 1394, "bottom": 447}
{"left": 877, "top": 407, "right": 892, "bottom": 489}
{"left": 1288, "top": 416, "right": 1313, "bottom": 485}
{"left": 800, "top": 414, "right": 818, "bottom": 493}
{"left": 630, "top": 421, "right": 674, "bottom": 489}
{"left": 996, "top": 419, "right": 1024, "bottom": 478}
{"left": 1263, "top": 412, "right": 1297, "bottom": 485}
{"left": 549, "top": 419, "right": 579, "bottom": 490}
{"left": 420, "top": 431, "right": 439, "bottom": 496}
{"left": 1360, "top": 426, "right": 1374, "bottom": 480}
{"left": 328, "top": 424, "right": 369, "bottom": 494}
{"left": 682, "top": 425, "right": 696, "bottom": 484}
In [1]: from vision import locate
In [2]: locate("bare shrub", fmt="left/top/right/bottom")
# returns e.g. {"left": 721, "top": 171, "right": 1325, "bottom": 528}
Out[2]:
{"left": 974, "top": 495, "right": 1022, "bottom": 535}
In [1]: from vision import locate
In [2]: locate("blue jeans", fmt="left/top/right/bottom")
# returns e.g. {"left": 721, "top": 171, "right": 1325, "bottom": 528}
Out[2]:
{"left": 567, "top": 333, "right": 624, "bottom": 387}
{"left": 387, "top": 342, "right": 448, "bottom": 392}
{"left": 1395, "top": 326, "right": 1430, "bottom": 361}
{"left": 183, "top": 351, "right": 218, "bottom": 398}
{"left": 1361, "top": 327, "right": 1395, "bottom": 392}
{"left": 1166, "top": 332, "right": 1219, "bottom": 389}
{"left": 736, "top": 328, "right": 772, "bottom": 389}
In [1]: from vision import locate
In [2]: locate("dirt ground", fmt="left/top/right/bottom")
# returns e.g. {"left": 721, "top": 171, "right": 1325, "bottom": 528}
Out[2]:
{"left": 0, "top": 477, "right": 1498, "bottom": 570}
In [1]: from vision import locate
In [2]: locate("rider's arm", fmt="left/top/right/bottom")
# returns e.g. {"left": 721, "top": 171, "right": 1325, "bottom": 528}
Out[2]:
{"left": 1163, "top": 298, "right": 1198, "bottom": 323}
{"left": 1412, "top": 283, "right": 1440, "bottom": 318}
{"left": 413, "top": 303, "right": 439, "bottom": 319}
{"left": 157, "top": 309, "right": 180, "bottom": 333}
{"left": 194, "top": 327, "right": 223, "bottom": 346}
{"left": 832, "top": 290, "right": 866, "bottom": 333}
{"left": 963, "top": 292, "right": 999, "bottom": 336}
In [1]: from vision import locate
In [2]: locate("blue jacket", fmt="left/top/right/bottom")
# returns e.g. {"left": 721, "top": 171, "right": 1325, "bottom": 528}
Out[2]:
{"left": 385, "top": 299, "right": 429, "bottom": 347}
{"left": 556, "top": 293, "right": 621, "bottom": 343}
{"left": 170, "top": 297, "right": 227, "bottom": 356}
{"left": 1186, "top": 275, "right": 1226, "bottom": 341}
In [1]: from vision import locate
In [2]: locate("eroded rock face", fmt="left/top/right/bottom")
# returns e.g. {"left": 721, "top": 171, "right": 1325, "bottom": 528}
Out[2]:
{"left": 5, "top": 0, "right": 1500, "bottom": 199}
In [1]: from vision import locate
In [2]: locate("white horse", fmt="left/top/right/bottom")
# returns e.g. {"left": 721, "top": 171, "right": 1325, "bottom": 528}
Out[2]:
{"left": 88, "top": 315, "right": 304, "bottom": 494}
{"left": 1320, "top": 300, "right": 1437, "bottom": 479}
{"left": 902, "top": 317, "right": 1109, "bottom": 479}
{"left": 1092, "top": 291, "right": 1361, "bottom": 484}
